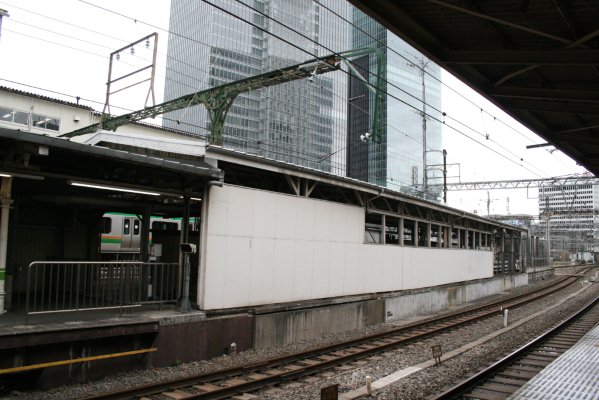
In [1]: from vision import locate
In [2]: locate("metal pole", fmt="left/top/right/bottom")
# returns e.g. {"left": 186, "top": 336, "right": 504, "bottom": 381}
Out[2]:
{"left": 546, "top": 216, "right": 551, "bottom": 265}
{"left": 421, "top": 61, "right": 428, "bottom": 197}
{"left": 442, "top": 149, "right": 447, "bottom": 203}
{"left": 0, "top": 9, "right": 9, "bottom": 44}
{"left": 0, "top": 176, "right": 12, "bottom": 314}
{"left": 179, "top": 192, "right": 192, "bottom": 312}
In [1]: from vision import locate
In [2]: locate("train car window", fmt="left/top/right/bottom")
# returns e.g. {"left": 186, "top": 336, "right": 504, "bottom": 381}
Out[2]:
{"left": 151, "top": 221, "right": 178, "bottom": 231}
{"left": 101, "top": 217, "right": 112, "bottom": 234}
{"left": 133, "top": 220, "right": 140, "bottom": 236}
{"left": 123, "top": 219, "right": 130, "bottom": 235}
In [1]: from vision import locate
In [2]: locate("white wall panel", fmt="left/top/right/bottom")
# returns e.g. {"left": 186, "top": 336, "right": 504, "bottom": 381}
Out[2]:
{"left": 272, "top": 239, "right": 295, "bottom": 303}
{"left": 249, "top": 238, "right": 275, "bottom": 304}
{"left": 201, "top": 185, "right": 495, "bottom": 309}
{"left": 328, "top": 242, "right": 347, "bottom": 296}
{"left": 204, "top": 234, "right": 227, "bottom": 309}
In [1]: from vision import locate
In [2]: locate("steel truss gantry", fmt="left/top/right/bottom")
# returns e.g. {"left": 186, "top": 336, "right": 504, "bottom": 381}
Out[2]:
{"left": 61, "top": 47, "right": 386, "bottom": 145}
{"left": 429, "top": 174, "right": 599, "bottom": 191}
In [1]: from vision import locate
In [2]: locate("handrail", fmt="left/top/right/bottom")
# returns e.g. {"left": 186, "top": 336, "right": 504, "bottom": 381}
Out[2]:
{"left": 25, "top": 261, "right": 179, "bottom": 322}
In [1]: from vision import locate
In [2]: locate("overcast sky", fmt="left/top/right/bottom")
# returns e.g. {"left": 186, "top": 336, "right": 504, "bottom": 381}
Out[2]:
{"left": 0, "top": 0, "right": 588, "bottom": 216}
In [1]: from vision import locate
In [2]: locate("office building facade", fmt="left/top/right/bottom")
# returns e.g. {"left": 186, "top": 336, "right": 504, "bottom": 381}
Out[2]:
{"left": 163, "top": 0, "right": 349, "bottom": 174}
{"left": 538, "top": 183, "right": 599, "bottom": 253}
{"left": 164, "top": 1, "right": 443, "bottom": 199}
{"left": 348, "top": 7, "right": 443, "bottom": 199}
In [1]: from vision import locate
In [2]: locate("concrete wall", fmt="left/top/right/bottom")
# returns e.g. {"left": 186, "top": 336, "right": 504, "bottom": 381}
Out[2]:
{"left": 385, "top": 273, "right": 528, "bottom": 322}
{"left": 200, "top": 184, "right": 494, "bottom": 310}
{"left": 153, "top": 314, "right": 253, "bottom": 366}
{"left": 254, "top": 299, "right": 384, "bottom": 349}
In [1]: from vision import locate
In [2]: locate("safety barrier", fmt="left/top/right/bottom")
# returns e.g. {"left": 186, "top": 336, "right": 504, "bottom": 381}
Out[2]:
{"left": 25, "top": 261, "right": 179, "bottom": 322}
{"left": 0, "top": 348, "right": 158, "bottom": 375}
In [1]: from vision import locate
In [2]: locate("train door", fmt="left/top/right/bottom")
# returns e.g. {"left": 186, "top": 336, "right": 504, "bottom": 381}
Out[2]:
{"left": 121, "top": 217, "right": 141, "bottom": 250}
{"left": 131, "top": 219, "right": 141, "bottom": 249}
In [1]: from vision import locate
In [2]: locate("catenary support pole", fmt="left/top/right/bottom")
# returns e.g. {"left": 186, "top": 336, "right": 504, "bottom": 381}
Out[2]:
{"left": 179, "top": 192, "right": 192, "bottom": 312}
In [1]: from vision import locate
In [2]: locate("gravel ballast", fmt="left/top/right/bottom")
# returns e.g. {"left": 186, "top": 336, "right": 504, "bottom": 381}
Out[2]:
{"left": 3, "top": 270, "right": 597, "bottom": 400}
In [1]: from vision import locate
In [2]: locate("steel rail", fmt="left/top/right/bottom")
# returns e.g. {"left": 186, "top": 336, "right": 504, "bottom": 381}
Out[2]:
{"left": 429, "top": 292, "right": 599, "bottom": 400}
{"left": 81, "top": 269, "right": 593, "bottom": 400}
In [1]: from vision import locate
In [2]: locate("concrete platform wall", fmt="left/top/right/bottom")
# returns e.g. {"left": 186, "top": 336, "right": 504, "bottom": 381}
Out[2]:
{"left": 384, "top": 273, "right": 528, "bottom": 322}
{"left": 253, "top": 299, "right": 384, "bottom": 349}
{"left": 152, "top": 314, "right": 253, "bottom": 366}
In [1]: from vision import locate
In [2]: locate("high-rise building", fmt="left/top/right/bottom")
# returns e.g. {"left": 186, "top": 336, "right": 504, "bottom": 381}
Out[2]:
{"left": 347, "top": 7, "right": 443, "bottom": 199}
{"left": 537, "top": 183, "right": 599, "bottom": 253}
{"left": 163, "top": 1, "right": 443, "bottom": 199}
{"left": 163, "top": 0, "right": 349, "bottom": 174}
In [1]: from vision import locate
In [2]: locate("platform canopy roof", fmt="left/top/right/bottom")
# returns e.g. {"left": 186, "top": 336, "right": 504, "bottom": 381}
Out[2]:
{"left": 0, "top": 128, "right": 223, "bottom": 215}
{"left": 349, "top": 0, "right": 599, "bottom": 177}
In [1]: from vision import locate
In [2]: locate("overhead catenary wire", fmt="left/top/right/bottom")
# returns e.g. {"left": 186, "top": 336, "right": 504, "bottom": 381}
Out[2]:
{"left": 314, "top": 0, "right": 542, "bottom": 146}
{"left": 2, "top": 0, "right": 556, "bottom": 180}
{"left": 2, "top": 12, "right": 440, "bottom": 172}
{"left": 205, "top": 0, "right": 546, "bottom": 177}
{"left": 11, "top": 0, "right": 532, "bottom": 172}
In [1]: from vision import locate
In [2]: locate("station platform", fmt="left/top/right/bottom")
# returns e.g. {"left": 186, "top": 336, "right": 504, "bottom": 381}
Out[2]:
{"left": 0, "top": 306, "right": 252, "bottom": 389}
{"left": 510, "top": 319, "right": 599, "bottom": 399}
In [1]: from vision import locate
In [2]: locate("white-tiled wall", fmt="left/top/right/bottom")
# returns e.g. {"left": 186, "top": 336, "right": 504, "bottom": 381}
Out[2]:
{"left": 201, "top": 184, "right": 494, "bottom": 309}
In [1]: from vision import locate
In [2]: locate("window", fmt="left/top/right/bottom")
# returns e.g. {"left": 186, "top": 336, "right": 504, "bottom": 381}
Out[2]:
{"left": 101, "top": 217, "right": 112, "bottom": 234}
{"left": 123, "top": 219, "right": 130, "bottom": 235}
{"left": 403, "top": 219, "right": 415, "bottom": 245}
{"left": 32, "top": 113, "right": 60, "bottom": 131}
{"left": 133, "top": 220, "right": 140, "bottom": 236}
{"left": 151, "top": 221, "right": 179, "bottom": 231}
{"left": 0, "top": 107, "right": 28, "bottom": 126}
{"left": 364, "top": 213, "right": 383, "bottom": 244}
{"left": 385, "top": 216, "right": 400, "bottom": 244}
{"left": 0, "top": 107, "right": 60, "bottom": 131}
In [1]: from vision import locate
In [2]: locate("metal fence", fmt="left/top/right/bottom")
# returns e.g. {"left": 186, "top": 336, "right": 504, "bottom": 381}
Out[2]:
{"left": 25, "top": 261, "right": 179, "bottom": 321}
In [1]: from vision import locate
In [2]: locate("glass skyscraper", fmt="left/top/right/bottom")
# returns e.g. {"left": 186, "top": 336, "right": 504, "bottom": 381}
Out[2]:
{"left": 163, "top": 0, "right": 349, "bottom": 174}
{"left": 163, "top": 1, "right": 443, "bottom": 199}
{"left": 347, "top": 7, "right": 443, "bottom": 199}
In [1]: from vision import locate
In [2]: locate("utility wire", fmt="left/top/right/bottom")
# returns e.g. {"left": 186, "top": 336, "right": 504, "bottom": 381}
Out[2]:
{"left": 75, "top": 0, "right": 538, "bottom": 173}
{"left": 211, "top": 0, "right": 545, "bottom": 176}
{"left": 6, "top": 0, "right": 547, "bottom": 177}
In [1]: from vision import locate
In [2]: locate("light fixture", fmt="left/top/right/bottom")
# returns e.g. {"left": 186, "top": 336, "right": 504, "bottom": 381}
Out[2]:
{"left": 68, "top": 181, "right": 161, "bottom": 196}
{"left": 178, "top": 196, "right": 202, "bottom": 202}
{"left": 0, "top": 172, "right": 44, "bottom": 180}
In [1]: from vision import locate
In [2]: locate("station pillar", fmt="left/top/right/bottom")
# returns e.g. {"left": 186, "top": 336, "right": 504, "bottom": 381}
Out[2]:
{"left": 0, "top": 176, "right": 12, "bottom": 314}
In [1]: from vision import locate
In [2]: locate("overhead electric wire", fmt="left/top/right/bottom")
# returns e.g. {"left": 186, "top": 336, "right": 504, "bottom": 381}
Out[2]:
{"left": 314, "top": 0, "right": 547, "bottom": 147}
{"left": 5, "top": 0, "right": 548, "bottom": 180}
{"left": 214, "top": 0, "right": 546, "bottom": 177}
{"left": 3, "top": 11, "right": 436, "bottom": 171}
{"left": 73, "top": 0, "right": 539, "bottom": 174}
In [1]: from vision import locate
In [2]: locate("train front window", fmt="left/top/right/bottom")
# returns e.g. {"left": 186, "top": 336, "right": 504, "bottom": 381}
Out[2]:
{"left": 101, "top": 217, "right": 112, "bottom": 234}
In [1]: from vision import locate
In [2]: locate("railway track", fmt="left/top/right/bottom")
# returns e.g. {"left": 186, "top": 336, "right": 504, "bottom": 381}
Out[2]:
{"left": 83, "top": 270, "right": 593, "bottom": 400}
{"left": 429, "top": 291, "right": 599, "bottom": 400}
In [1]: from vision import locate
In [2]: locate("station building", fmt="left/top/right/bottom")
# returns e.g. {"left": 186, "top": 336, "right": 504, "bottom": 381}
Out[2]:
{"left": 0, "top": 87, "right": 549, "bottom": 382}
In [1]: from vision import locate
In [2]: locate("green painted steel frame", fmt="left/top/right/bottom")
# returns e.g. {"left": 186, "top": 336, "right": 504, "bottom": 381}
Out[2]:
{"left": 61, "top": 48, "right": 386, "bottom": 145}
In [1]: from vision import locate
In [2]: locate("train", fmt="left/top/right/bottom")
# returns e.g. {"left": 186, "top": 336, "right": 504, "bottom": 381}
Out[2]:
{"left": 100, "top": 212, "right": 197, "bottom": 260}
